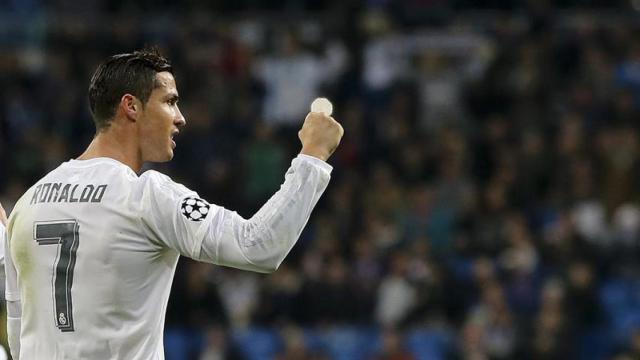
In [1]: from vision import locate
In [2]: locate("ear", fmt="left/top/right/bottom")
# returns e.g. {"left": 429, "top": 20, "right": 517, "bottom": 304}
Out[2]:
{"left": 120, "top": 94, "right": 141, "bottom": 121}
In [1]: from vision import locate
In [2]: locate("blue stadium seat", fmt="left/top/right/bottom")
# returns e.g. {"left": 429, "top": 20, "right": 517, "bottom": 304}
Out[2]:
{"left": 302, "top": 328, "right": 326, "bottom": 352}
{"left": 232, "top": 327, "right": 282, "bottom": 360}
{"left": 164, "top": 328, "right": 205, "bottom": 360}
{"left": 600, "top": 278, "right": 640, "bottom": 347}
{"left": 600, "top": 279, "right": 633, "bottom": 319}
{"left": 405, "top": 328, "right": 453, "bottom": 360}
{"left": 306, "top": 327, "right": 379, "bottom": 360}
{"left": 612, "top": 309, "right": 640, "bottom": 345}
{"left": 577, "top": 327, "right": 612, "bottom": 360}
{"left": 325, "top": 327, "right": 379, "bottom": 360}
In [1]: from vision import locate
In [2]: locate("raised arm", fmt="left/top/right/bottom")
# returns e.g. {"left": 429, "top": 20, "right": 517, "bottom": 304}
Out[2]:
{"left": 198, "top": 112, "right": 343, "bottom": 272}
{"left": 138, "top": 111, "right": 343, "bottom": 273}
{"left": 199, "top": 153, "right": 331, "bottom": 272}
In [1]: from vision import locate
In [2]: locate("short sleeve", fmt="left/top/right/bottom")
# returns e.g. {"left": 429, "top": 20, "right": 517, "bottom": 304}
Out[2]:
{"left": 133, "top": 170, "right": 218, "bottom": 258}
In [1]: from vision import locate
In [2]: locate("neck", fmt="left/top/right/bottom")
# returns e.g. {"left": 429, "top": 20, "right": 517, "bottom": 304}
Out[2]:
{"left": 78, "top": 121, "right": 142, "bottom": 173}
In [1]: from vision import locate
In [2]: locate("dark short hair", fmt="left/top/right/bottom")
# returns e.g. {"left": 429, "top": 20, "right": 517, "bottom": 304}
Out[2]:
{"left": 88, "top": 47, "right": 173, "bottom": 131}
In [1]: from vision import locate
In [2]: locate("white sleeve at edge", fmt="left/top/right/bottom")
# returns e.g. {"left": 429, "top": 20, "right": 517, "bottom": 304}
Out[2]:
{"left": 2, "top": 223, "right": 21, "bottom": 359}
{"left": 4, "top": 223, "right": 20, "bottom": 302}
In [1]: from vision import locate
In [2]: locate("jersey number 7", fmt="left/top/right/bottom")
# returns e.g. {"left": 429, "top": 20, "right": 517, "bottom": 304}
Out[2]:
{"left": 34, "top": 220, "right": 79, "bottom": 332}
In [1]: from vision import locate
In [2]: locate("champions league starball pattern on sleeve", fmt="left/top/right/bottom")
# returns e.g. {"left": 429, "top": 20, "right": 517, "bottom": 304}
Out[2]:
{"left": 180, "top": 197, "right": 210, "bottom": 222}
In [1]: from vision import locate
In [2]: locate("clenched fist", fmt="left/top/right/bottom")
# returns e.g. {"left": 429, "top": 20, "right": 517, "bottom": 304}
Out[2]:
{"left": 299, "top": 112, "right": 344, "bottom": 162}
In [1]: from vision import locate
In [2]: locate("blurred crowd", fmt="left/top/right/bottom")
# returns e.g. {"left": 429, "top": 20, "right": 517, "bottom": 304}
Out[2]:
{"left": 2, "top": 1, "right": 640, "bottom": 359}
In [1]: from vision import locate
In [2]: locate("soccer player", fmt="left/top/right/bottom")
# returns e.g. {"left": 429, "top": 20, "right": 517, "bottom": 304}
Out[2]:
{"left": 4, "top": 48, "right": 343, "bottom": 359}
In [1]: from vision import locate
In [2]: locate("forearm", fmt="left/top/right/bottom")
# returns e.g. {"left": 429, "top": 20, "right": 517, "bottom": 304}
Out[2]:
{"left": 201, "top": 154, "right": 332, "bottom": 272}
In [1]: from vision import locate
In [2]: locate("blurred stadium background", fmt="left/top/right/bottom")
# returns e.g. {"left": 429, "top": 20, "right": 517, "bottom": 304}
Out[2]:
{"left": 2, "top": 0, "right": 640, "bottom": 359}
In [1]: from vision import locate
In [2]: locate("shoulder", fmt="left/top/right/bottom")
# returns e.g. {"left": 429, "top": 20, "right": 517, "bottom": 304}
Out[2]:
{"left": 135, "top": 170, "right": 196, "bottom": 202}
{"left": 139, "top": 169, "right": 172, "bottom": 184}
{"left": 133, "top": 170, "right": 210, "bottom": 229}
{"left": 139, "top": 170, "right": 187, "bottom": 191}
{"left": 10, "top": 173, "right": 47, "bottom": 214}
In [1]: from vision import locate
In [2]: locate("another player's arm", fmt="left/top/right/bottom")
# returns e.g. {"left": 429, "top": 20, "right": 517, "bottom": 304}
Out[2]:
{"left": 1, "top": 202, "right": 21, "bottom": 360}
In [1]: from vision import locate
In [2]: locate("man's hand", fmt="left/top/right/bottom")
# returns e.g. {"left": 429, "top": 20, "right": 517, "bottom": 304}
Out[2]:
{"left": 0, "top": 202, "right": 6, "bottom": 226}
{"left": 299, "top": 112, "right": 344, "bottom": 162}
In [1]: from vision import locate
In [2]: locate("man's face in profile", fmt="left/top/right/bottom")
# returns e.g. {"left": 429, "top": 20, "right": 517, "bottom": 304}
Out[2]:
{"left": 137, "top": 71, "right": 186, "bottom": 162}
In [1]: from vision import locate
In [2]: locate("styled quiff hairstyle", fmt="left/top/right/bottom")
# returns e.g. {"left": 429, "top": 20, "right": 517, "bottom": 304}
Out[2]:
{"left": 88, "top": 47, "right": 173, "bottom": 131}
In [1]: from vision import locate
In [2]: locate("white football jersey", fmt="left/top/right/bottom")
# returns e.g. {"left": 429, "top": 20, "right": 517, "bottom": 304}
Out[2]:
{"left": 5, "top": 155, "right": 331, "bottom": 359}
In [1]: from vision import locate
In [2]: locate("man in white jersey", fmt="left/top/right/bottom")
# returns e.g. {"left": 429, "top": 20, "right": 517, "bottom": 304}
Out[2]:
{"left": 4, "top": 48, "right": 343, "bottom": 359}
